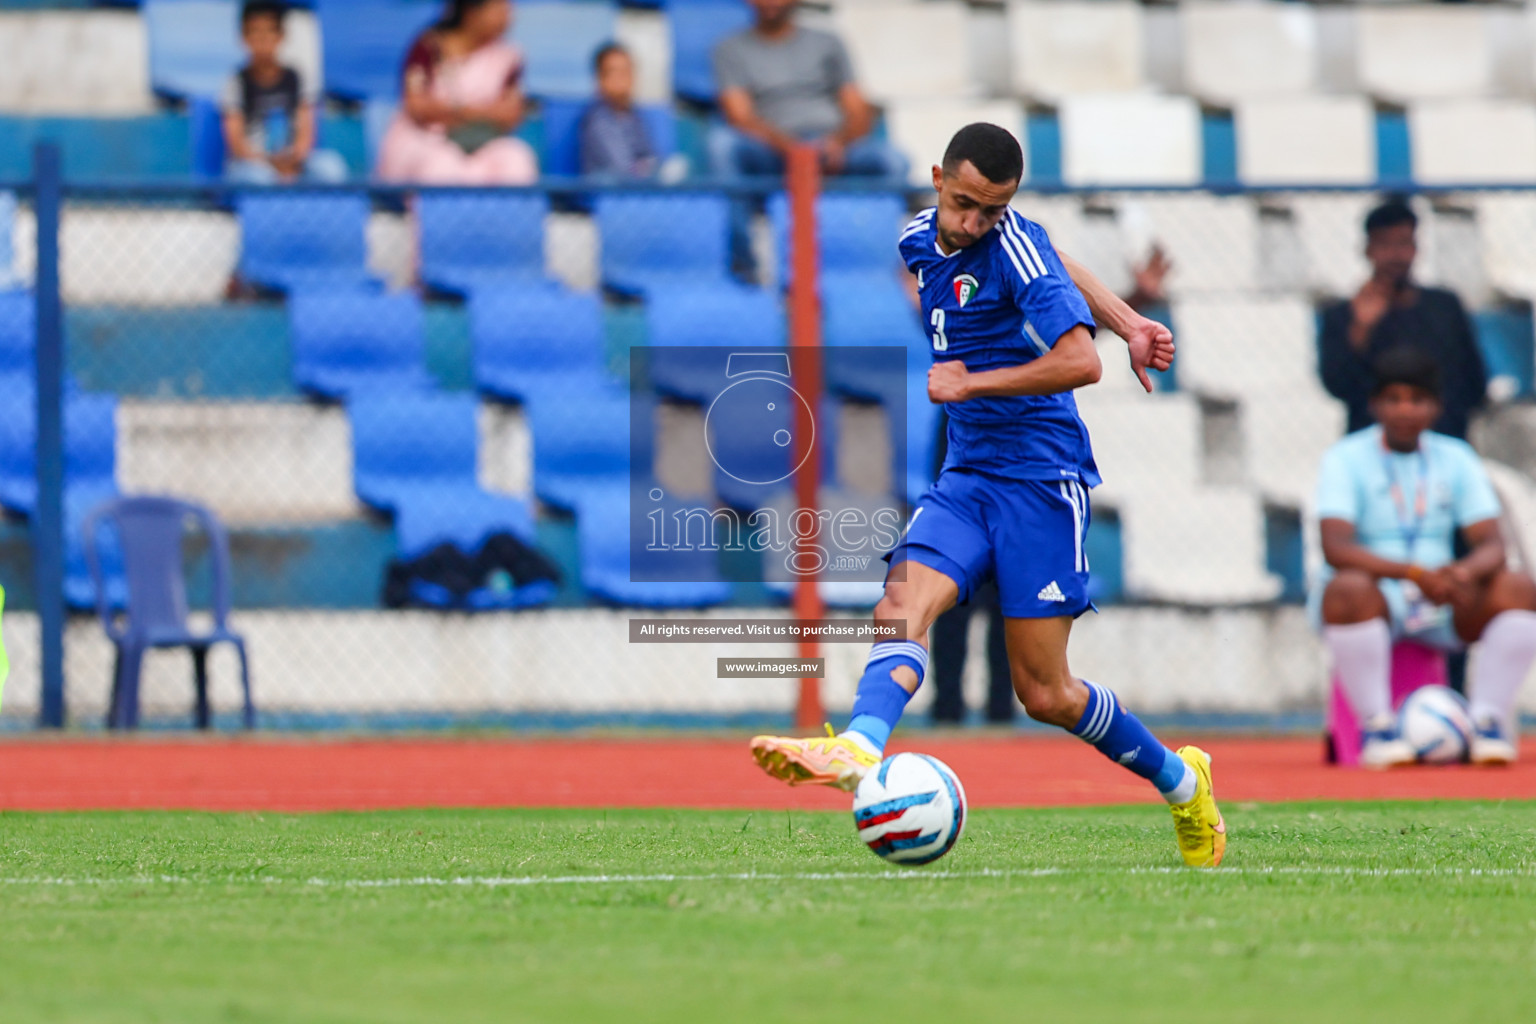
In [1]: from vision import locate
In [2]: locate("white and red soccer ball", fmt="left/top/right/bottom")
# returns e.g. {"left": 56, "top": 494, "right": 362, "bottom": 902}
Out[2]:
{"left": 853, "top": 753, "right": 967, "bottom": 865}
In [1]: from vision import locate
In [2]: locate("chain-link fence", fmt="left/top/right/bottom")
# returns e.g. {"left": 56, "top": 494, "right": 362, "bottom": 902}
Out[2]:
{"left": 4, "top": 179, "right": 1536, "bottom": 729}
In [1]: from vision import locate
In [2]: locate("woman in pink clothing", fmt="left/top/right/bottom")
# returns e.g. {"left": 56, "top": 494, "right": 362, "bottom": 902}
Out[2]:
{"left": 377, "top": 0, "right": 538, "bottom": 184}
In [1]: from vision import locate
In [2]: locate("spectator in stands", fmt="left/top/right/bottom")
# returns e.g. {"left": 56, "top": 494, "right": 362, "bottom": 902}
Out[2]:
{"left": 578, "top": 44, "right": 657, "bottom": 180}
{"left": 223, "top": 1, "right": 347, "bottom": 184}
{"left": 1315, "top": 346, "right": 1536, "bottom": 767}
{"left": 1319, "top": 200, "right": 1487, "bottom": 440}
{"left": 376, "top": 0, "right": 537, "bottom": 185}
{"left": 708, "top": 0, "right": 906, "bottom": 182}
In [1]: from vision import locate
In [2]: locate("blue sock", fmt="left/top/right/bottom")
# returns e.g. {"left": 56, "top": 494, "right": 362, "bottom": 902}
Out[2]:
{"left": 1071, "top": 681, "right": 1195, "bottom": 804}
{"left": 843, "top": 641, "right": 926, "bottom": 755}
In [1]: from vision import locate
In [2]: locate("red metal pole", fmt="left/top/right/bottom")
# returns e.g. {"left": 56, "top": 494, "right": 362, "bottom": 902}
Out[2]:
{"left": 787, "top": 145, "right": 825, "bottom": 730}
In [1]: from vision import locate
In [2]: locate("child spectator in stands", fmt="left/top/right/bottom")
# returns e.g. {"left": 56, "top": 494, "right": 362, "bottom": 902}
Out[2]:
{"left": 223, "top": 1, "right": 347, "bottom": 184}
{"left": 1319, "top": 199, "right": 1488, "bottom": 440}
{"left": 377, "top": 0, "right": 537, "bottom": 185}
{"left": 1314, "top": 346, "right": 1536, "bottom": 767}
{"left": 578, "top": 44, "right": 656, "bottom": 179}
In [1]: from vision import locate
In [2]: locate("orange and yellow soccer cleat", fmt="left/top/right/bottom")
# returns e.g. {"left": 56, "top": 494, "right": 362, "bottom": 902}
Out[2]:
{"left": 1169, "top": 745, "right": 1226, "bottom": 868}
{"left": 749, "top": 725, "right": 881, "bottom": 792}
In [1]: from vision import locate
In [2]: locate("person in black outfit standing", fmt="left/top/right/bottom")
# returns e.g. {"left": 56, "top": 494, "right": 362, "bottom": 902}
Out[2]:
{"left": 1318, "top": 199, "right": 1487, "bottom": 440}
{"left": 1318, "top": 198, "right": 1491, "bottom": 695}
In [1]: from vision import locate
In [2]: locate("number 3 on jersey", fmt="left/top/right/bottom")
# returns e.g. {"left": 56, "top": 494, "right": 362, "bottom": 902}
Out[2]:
{"left": 930, "top": 308, "right": 948, "bottom": 352}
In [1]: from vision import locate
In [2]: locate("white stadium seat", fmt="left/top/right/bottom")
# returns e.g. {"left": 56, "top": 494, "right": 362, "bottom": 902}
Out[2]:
{"left": 0, "top": 12, "right": 153, "bottom": 114}
{"left": 885, "top": 100, "right": 1026, "bottom": 187}
{"left": 1006, "top": 0, "right": 1145, "bottom": 101}
{"left": 1168, "top": 295, "right": 1319, "bottom": 399}
{"left": 1014, "top": 194, "right": 1085, "bottom": 261}
{"left": 1114, "top": 485, "right": 1283, "bottom": 604}
{"left": 117, "top": 401, "right": 364, "bottom": 523}
{"left": 1285, "top": 193, "right": 1377, "bottom": 298}
{"left": 1074, "top": 391, "right": 1202, "bottom": 493}
{"left": 1476, "top": 192, "right": 1536, "bottom": 297}
{"left": 60, "top": 209, "right": 237, "bottom": 305}
{"left": 1357, "top": 7, "right": 1493, "bottom": 103}
{"left": 1243, "top": 389, "right": 1346, "bottom": 509}
{"left": 1409, "top": 101, "right": 1536, "bottom": 186}
{"left": 614, "top": 7, "right": 674, "bottom": 105}
{"left": 1181, "top": 1, "right": 1319, "bottom": 104}
{"left": 835, "top": 1, "right": 975, "bottom": 103}
{"left": 1236, "top": 96, "right": 1376, "bottom": 186}
{"left": 1116, "top": 194, "right": 1260, "bottom": 295}
{"left": 1059, "top": 94, "right": 1202, "bottom": 187}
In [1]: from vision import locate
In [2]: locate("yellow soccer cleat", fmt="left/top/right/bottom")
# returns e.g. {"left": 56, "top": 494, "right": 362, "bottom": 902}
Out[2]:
{"left": 1169, "top": 745, "right": 1226, "bottom": 868}
{"left": 749, "top": 725, "right": 881, "bottom": 792}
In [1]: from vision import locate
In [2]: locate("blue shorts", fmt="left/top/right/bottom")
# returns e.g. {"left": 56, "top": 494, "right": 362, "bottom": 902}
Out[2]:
{"left": 888, "top": 468, "right": 1093, "bottom": 619}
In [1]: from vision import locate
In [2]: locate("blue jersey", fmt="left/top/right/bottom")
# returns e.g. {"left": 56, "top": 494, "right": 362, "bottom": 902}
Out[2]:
{"left": 900, "top": 207, "right": 1100, "bottom": 485}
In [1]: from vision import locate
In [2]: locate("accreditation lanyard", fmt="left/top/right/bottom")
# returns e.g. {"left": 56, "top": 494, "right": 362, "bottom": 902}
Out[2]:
{"left": 1382, "top": 444, "right": 1431, "bottom": 561}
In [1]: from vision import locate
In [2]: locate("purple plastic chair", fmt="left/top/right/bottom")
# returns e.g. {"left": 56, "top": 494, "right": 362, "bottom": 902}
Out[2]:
{"left": 82, "top": 496, "right": 254, "bottom": 730}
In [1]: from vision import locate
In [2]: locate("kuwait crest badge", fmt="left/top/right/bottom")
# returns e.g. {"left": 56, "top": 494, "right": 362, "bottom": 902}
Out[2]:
{"left": 953, "top": 274, "right": 980, "bottom": 307}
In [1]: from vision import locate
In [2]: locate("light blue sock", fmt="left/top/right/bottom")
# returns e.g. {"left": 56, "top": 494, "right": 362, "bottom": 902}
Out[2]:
{"left": 1071, "top": 680, "right": 1195, "bottom": 804}
{"left": 844, "top": 641, "right": 927, "bottom": 755}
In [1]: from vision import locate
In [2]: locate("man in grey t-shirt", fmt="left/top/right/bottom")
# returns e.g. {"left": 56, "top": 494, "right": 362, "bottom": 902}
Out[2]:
{"left": 709, "top": 0, "right": 906, "bottom": 179}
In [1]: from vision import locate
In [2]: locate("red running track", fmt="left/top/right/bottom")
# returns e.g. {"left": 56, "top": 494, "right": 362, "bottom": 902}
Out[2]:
{"left": 1, "top": 735, "right": 1534, "bottom": 812}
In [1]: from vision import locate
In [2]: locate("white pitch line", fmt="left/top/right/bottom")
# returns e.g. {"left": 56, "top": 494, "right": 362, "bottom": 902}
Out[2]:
{"left": 2, "top": 865, "right": 1535, "bottom": 888}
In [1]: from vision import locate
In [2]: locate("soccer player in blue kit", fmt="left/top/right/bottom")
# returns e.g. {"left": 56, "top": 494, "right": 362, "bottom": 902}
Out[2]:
{"left": 751, "top": 123, "right": 1226, "bottom": 867}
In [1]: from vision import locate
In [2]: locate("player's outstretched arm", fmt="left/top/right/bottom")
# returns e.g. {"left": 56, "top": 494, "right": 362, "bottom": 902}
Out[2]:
{"left": 1057, "top": 249, "right": 1175, "bottom": 394}
{"left": 928, "top": 326, "right": 1100, "bottom": 402}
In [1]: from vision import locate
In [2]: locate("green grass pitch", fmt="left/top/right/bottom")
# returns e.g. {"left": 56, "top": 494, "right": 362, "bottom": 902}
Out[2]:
{"left": 2, "top": 802, "right": 1534, "bottom": 1023}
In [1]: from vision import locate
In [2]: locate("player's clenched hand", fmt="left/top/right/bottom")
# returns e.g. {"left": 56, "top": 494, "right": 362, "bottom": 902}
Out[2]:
{"left": 927, "top": 360, "right": 971, "bottom": 403}
{"left": 1122, "top": 315, "right": 1175, "bottom": 394}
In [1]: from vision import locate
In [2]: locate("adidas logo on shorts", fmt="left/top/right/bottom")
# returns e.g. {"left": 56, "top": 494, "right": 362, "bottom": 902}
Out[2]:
{"left": 1037, "top": 580, "right": 1066, "bottom": 603}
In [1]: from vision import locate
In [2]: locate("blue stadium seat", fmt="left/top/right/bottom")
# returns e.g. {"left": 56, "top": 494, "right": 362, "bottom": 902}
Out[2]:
{"left": 288, "top": 291, "right": 433, "bottom": 398}
{"left": 348, "top": 390, "right": 541, "bottom": 567}
{"left": 903, "top": 369, "right": 939, "bottom": 505}
{"left": 0, "top": 289, "right": 34, "bottom": 385}
{"left": 0, "top": 191, "right": 16, "bottom": 289}
{"left": 768, "top": 192, "right": 907, "bottom": 289}
{"left": 143, "top": 0, "right": 244, "bottom": 100}
{"left": 514, "top": 1, "right": 619, "bottom": 100}
{"left": 418, "top": 191, "right": 549, "bottom": 295}
{"left": 318, "top": 0, "right": 437, "bottom": 101}
{"left": 471, "top": 284, "right": 608, "bottom": 402}
{"left": 595, "top": 193, "right": 731, "bottom": 294}
{"left": 577, "top": 486, "right": 732, "bottom": 608}
{"left": 704, "top": 369, "right": 798, "bottom": 511}
{"left": 237, "top": 192, "right": 381, "bottom": 294}
{"left": 527, "top": 381, "right": 648, "bottom": 511}
{"left": 642, "top": 282, "right": 784, "bottom": 403}
{"left": 1474, "top": 307, "right": 1536, "bottom": 400}
{"left": 670, "top": 0, "right": 752, "bottom": 103}
{"left": 822, "top": 277, "right": 927, "bottom": 404}
{"left": 536, "top": 98, "right": 677, "bottom": 176}
{"left": 350, "top": 388, "right": 479, "bottom": 511}
{"left": 0, "top": 387, "right": 118, "bottom": 517}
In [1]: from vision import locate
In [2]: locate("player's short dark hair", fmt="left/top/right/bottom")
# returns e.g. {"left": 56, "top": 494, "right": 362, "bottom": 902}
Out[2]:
{"left": 240, "top": 0, "right": 286, "bottom": 30}
{"left": 1364, "top": 198, "right": 1417, "bottom": 237}
{"left": 593, "top": 42, "right": 628, "bottom": 72}
{"left": 941, "top": 123, "right": 1024, "bottom": 185}
{"left": 1371, "top": 346, "right": 1442, "bottom": 399}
